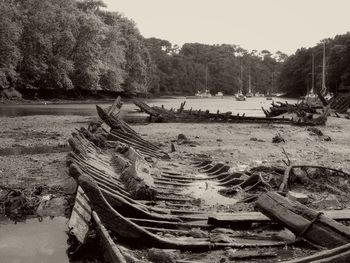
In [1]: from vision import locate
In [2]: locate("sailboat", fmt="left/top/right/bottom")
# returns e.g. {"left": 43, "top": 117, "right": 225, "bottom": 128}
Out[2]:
{"left": 304, "top": 52, "right": 318, "bottom": 103}
{"left": 320, "top": 42, "right": 333, "bottom": 100}
{"left": 304, "top": 43, "right": 333, "bottom": 103}
{"left": 235, "top": 61, "right": 246, "bottom": 101}
{"left": 188, "top": 65, "right": 212, "bottom": 98}
{"left": 246, "top": 67, "right": 253, "bottom": 97}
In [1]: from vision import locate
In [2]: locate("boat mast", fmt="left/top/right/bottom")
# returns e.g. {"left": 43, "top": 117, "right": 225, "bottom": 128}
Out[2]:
{"left": 205, "top": 64, "right": 208, "bottom": 92}
{"left": 248, "top": 67, "right": 252, "bottom": 94}
{"left": 321, "top": 42, "right": 327, "bottom": 95}
{"left": 311, "top": 52, "right": 315, "bottom": 95}
{"left": 240, "top": 60, "right": 243, "bottom": 94}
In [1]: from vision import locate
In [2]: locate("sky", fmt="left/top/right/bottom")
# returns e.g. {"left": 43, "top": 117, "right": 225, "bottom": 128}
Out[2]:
{"left": 102, "top": 0, "right": 350, "bottom": 55}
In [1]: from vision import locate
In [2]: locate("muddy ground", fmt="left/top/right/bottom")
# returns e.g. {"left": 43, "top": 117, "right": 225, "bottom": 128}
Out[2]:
{"left": 1, "top": 112, "right": 350, "bottom": 262}
{"left": 1, "top": 114, "right": 349, "bottom": 220}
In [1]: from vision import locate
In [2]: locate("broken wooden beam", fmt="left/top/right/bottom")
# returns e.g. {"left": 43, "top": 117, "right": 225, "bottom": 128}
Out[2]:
{"left": 256, "top": 192, "right": 350, "bottom": 248}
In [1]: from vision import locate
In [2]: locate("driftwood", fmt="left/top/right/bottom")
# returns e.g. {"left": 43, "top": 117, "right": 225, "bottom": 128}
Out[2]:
{"left": 279, "top": 164, "right": 350, "bottom": 194}
{"left": 256, "top": 192, "right": 350, "bottom": 248}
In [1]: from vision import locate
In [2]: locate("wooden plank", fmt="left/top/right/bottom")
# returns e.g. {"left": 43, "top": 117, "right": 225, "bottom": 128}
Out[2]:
{"left": 283, "top": 242, "right": 350, "bottom": 263}
{"left": 92, "top": 211, "right": 127, "bottom": 263}
{"left": 256, "top": 192, "right": 350, "bottom": 248}
{"left": 208, "top": 209, "right": 350, "bottom": 226}
{"left": 68, "top": 187, "right": 92, "bottom": 243}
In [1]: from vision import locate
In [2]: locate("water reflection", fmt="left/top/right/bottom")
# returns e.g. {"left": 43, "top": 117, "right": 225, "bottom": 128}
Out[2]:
{"left": 0, "top": 97, "right": 297, "bottom": 118}
{"left": 0, "top": 216, "right": 69, "bottom": 263}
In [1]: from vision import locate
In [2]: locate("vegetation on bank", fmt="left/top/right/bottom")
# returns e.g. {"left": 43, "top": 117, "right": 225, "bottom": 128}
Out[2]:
{"left": 278, "top": 34, "right": 350, "bottom": 96}
{"left": 0, "top": 0, "right": 349, "bottom": 98}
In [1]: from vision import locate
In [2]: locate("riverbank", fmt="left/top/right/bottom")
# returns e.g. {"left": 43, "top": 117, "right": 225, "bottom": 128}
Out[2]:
{"left": 1, "top": 111, "right": 350, "bottom": 262}
{"left": 1, "top": 114, "right": 350, "bottom": 214}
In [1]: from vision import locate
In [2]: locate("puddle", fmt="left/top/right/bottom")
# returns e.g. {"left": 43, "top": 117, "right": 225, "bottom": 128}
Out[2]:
{"left": 182, "top": 176, "right": 239, "bottom": 206}
{"left": 0, "top": 216, "right": 69, "bottom": 263}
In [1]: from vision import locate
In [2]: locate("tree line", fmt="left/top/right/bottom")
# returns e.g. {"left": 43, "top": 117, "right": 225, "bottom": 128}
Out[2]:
{"left": 278, "top": 33, "right": 350, "bottom": 96}
{"left": 1, "top": 0, "right": 349, "bottom": 97}
{"left": 0, "top": 0, "right": 152, "bottom": 95}
{"left": 0, "top": 0, "right": 289, "bottom": 97}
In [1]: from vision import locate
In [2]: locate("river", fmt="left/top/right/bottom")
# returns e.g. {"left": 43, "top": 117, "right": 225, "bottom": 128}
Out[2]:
{"left": 0, "top": 96, "right": 297, "bottom": 118}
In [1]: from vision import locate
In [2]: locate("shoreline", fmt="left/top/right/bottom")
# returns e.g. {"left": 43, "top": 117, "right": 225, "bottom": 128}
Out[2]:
{"left": 0, "top": 94, "right": 295, "bottom": 106}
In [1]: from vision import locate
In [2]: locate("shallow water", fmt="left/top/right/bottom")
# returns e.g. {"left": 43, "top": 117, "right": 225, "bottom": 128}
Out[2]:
{"left": 0, "top": 216, "right": 69, "bottom": 263}
{"left": 0, "top": 96, "right": 298, "bottom": 118}
{"left": 181, "top": 175, "right": 239, "bottom": 206}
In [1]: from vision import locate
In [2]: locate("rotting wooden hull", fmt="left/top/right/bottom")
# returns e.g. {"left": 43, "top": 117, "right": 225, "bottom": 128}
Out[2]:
{"left": 67, "top": 98, "right": 350, "bottom": 262}
{"left": 133, "top": 98, "right": 327, "bottom": 126}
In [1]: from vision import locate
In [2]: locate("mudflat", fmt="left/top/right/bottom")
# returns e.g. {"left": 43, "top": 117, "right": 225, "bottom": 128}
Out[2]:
{"left": 1, "top": 114, "right": 349, "bottom": 197}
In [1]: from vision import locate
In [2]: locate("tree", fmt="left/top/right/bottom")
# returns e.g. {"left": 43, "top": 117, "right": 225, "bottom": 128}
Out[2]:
{"left": 0, "top": 1, "right": 22, "bottom": 88}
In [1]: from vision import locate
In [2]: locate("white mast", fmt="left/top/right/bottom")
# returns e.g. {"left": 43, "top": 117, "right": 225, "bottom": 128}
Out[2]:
{"left": 310, "top": 52, "right": 315, "bottom": 95}
{"left": 240, "top": 60, "right": 243, "bottom": 94}
{"left": 321, "top": 42, "right": 327, "bottom": 96}
{"left": 205, "top": 64, "right": 208, "bottom": 92}
{"left": 248, "top": 67, "right": 252, "bottom": 94}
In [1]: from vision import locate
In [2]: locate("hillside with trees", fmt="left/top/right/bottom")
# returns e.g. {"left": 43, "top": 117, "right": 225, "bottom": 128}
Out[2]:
{"left": 1, "top": 0, "right": 349, "bottom": 99}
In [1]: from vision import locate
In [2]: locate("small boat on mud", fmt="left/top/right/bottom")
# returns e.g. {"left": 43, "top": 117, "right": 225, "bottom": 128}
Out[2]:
{"left": 215, "top": 91, "right": 224, "bottom": 97}
{"left": 186, "top": 89, "right": 212, "bottom": 99}
{"left": 235, "top": 92, "right": 246, "bottom": 101}
{"left": 66, "top": 97, "right": 350, "bottom": 262}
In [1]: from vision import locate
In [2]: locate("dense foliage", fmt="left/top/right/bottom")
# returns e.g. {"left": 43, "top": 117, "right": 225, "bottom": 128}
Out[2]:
{"left": 145, "top": 39, "right": 287, "bottom": 95}
{"left": 0, "top": 0, "right": 287, "bottom": 96}
{"left": 0, "top": 0, "right": 151, "bottom": 94}
{"left": 278, "top": 33, "right": 350, "bottom": 96}
{"left": 1, "top": 0, "right": 349, "bottom": 97}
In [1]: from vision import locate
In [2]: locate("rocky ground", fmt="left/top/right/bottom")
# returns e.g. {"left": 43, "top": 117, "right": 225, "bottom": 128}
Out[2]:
{"left": 1, "top": 113, "right": 349, "bottom": 220}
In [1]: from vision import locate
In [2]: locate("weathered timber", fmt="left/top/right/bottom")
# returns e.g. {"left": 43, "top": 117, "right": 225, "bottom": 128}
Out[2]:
{"left": 208, "top": 209, "right": 350, "bottom": 227}
{"left": 256, "top": 192, "right": 350, "bottom": 248}
{"left": 92, "top": 211, "right": 127, "bottom": 263}
{"left": 282, "top": 242, "right": 350, "bottom": 263}
{"left": 72, "top": 165, "right": 287, "bottom": 250}
{"left": 132, "top": 100, "right": 312, "bottom": 125}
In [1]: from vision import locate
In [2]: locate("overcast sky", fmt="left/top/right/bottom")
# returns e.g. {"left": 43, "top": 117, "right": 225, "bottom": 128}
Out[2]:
{"left": 103, "top": 0, "right": 350, "bottom": 55}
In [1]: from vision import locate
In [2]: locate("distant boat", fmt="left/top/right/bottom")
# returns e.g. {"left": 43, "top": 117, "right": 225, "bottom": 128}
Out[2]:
{"left": 187, "top": 65, "right": 212, "bottom": 99}
{"left": 246, "top": 67, "right": 253, "bottom": 97}
{"left": 304, "top": 52, "right": 319, "bottom": 104}
{"left": 215, "top": 91, "right": 224, "bottom": 97}
{"left": 195, "top": 89, "right": 212, "bottom": 98}
{"left": 265, "top": 92, "right": 273, "bottom": 100}
{"left": 235, "top": 91, "right": 246, "bottom": 101}
{"left": 235, "top": 61, "right": 246, "bottom": 101}
{"left": 304, "top": 43, "right": 332, "bottom": 103}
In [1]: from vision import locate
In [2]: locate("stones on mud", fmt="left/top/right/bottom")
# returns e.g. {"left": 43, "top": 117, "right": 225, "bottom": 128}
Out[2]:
{"left": 177, "top": 133, "right": 189, "bottom": 144}
{"left": 307, "top": 127, "right": 332, "bottom": 141}
{"left": 307, "top": 127, "right": 324, "bottom": 136}
{"left": 147, "top": 248, "right": 180, "bottom": 263}
{"left": 175, "top": 133, "right": 199, "bottom": 147}
{"left": 250, "top": 137, "right": 265, "bottom": 142}
{"left": 272, "top": 133, "right": 285, "bottom": 143}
